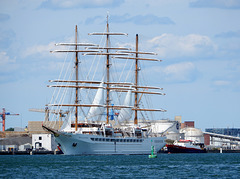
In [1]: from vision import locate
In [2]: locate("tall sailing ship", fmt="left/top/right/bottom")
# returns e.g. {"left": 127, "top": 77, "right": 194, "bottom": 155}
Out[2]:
{"left": 43, "top": 17, "right": 167, "bottom": 155}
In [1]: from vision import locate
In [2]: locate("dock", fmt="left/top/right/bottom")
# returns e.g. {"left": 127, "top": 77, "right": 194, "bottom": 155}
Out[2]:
{"left": 0, "top": 150, "right": 63, "bottom": 155}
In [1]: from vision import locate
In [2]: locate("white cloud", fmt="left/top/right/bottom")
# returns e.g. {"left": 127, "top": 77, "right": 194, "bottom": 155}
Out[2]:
{"left": 115, "top": 42, "right": 135, "bottom": 50}
{"left": 213, "top": 80, "right": 231, "bottom": 86}
{"left": 162, "top": 62, "right": 197, "bottom": 82}
{"left": 41, "top": 0, "right": 124, "bottom": 9}
{"left": 148, "top": 34, "right": 217, "bottom": 59}
{"left": 0, "top": 51, "right": 15, "bottom": 66}
{"left": 22, "top": 42, "right": 66, "bottom": 59}
{"left": 144, "top": 61, "right": 197, "bottom": 84}
{"left": 23, "top": 42, "right": 54, "bottom": 57}
{"left": 190, "top": 0, "right": 240, "bottom": 9}
{"left": 0, "top": 51, "right": 18, "bottom": 78}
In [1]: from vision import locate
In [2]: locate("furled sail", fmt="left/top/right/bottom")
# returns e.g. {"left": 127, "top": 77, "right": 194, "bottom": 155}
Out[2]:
{"left": 117, "top": 89, "right": 133, "bottom": 121}
{"left": 85, "top": 82, "right": 105, "bottom": 120}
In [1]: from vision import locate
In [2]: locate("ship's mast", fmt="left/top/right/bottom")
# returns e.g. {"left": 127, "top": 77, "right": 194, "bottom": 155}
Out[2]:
{"left": 134, "top": 34, "right": 139, "bottom": 125}
{"left": 47, "top": 26, "right": 101, "bottom": 131}
{"left": 115, "top": 35, "right": 166, "bottom": 125}
{"left": 87, "top": 15, "right": 128, "bottom": 124}
{"left": 106, "top": 17, "right": 110, "bottom": 124}
{"left": 75, "top": 25, "right": 79, "bottom": 131}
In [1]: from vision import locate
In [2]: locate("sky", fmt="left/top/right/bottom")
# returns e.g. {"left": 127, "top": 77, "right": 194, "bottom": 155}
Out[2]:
{"left": 0, "top": 0, "right": 240, "bottom": 131}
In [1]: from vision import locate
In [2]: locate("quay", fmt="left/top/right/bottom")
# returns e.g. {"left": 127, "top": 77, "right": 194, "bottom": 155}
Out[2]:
{"left": 0, "top": 150, "right": 63, "bottom": 155}
{"left": 2, "top": 150, "right": 240, "bottom": 155}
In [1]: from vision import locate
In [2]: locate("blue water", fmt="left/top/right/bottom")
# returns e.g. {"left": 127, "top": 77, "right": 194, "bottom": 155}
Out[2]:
{"left": 0, "top": 153, "right": 240, "bottom": 178}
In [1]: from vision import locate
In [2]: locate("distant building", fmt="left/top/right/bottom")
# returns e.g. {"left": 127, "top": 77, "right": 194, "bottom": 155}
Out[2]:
{"left": 19, "top": 143, "right": 32, "bottom": 151}
{"left": 205, "top": 128, "right": 240, "bottom": 137}
{"left": 204, "top": 132, "right": 240, "bottom": 150}
{"left": 180, "top": 127, "right": 204, "bottom": 144}
{"left": 181, "top": 121, "right": 195, "bottom": 128}
{"left": 174, "top": 116, "right": 182, "bottom": 124}
{"left": 151, "top": 119, "right": 180, "bottom": 141}
{"left": 0, "top": 136, "right": 32, "bottom": 151}
{"left": 32, "top": 134, "right": 57, "bottom": 151}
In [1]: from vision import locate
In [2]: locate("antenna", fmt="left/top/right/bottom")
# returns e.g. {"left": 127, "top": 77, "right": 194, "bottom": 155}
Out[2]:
{"left": 107, "top": 11, "right": 110, "bottom": 24}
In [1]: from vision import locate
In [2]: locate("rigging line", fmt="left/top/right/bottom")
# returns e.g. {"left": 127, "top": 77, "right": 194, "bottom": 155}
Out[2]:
{"left": 146, "top": 94, "right": 155, "bottom": 120}
{"left": 141, "top": 83, "right": 155, "bottom": 121}
{"left": 114, "top": 34, "right": 131, "bottom": 96}
{"left": 77, "top": 30, "right": 98, "bottom": 121}
{"left": 48, "top": 47, "right": 71, "bottom": 124}
{"left": 78, "top": 89, "right": 87, "bottom": 119}
{"left": 141, "top": 63, "right": 157, "bottom": 121}
{"left": 141, "top": 101, "right": 150, "bottom": 121}
{"left": 137, "top": 72, "right": 151, "bottom": 122}
{"left": 124, "top": 58, "right": 134, "bottom": 85}
{"left": 84, "top": 27, "right": 107, "bottom": 118}
{"left": 58, "top": 52, "right": 75, "bottom": 104}
{"left": 149, "top": 91, "right": 156, "bottom": 120}
{"left": 118, "top": 58, "right": 134, "bottom": 110}
{"left": 49, "top": 45, "right": 71, "bottom": 106}
{"left": 78, "top": 51, "right": 85, "bottom": 83}
{"left": 48, "top": 57, "right": 71, "bottom": 125}
{"left": 110, "top": 50, "right": 118, "bottom": 104}
{"left": 86, "top": 25, "right": 107, "bottom": 80}
{"left": 57, "top": 67, "right": 74, "bottom": 115}
{"left": 84, "top": 29, "right": 107, "bottom": 105}
{"left": 115, "top": 58, "right": 129, "bottom": 104}
{"left": 78, "top": 53, "right": 94, "bottom": 105}
{"left": 49, "top": 51, "right": 74, "bottom": 123}
{"left": 84, "top": 45, "right": 105, "bottom": 111}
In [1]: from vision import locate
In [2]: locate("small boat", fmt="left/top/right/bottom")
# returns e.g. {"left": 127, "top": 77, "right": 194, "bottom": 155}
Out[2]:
{"left": 165, "top": 140, "right": 206, "bottom": 153}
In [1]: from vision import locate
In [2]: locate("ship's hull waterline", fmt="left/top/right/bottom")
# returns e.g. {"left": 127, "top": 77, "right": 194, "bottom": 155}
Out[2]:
{"left": 55, "top": 132, "right": 166, "bottom": 155}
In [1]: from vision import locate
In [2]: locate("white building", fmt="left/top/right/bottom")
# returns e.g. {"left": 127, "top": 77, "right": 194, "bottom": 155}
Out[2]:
{"left": 19, "top": 143, "right": 32, "bottom": 151}
{"left": 32, "top": 134, "right": 57, "bottom": 151}
{"left": 150, "top": 119, "right": 180, "bottom": 141}
{"left": 180, "top": 127, "right": 204, "bottom": 144}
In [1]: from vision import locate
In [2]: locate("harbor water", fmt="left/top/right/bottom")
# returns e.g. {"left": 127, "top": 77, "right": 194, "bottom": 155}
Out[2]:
{"left": 0, "top": 153, "right": 240, "bottom": 178}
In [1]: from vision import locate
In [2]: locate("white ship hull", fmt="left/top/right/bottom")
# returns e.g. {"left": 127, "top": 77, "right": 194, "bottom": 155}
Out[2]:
{"left": 55, "top": 132, "right": 166, "bottom": 155}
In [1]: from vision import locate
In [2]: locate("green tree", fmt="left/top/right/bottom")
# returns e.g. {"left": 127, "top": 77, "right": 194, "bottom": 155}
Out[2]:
{"left": 5, "top": 127, "right": 14, "bottom": 131}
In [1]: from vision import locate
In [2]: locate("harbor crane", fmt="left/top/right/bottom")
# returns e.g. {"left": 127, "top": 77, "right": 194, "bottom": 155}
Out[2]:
{"left": 0, "top": 108, "right": 19, "bottom": 132}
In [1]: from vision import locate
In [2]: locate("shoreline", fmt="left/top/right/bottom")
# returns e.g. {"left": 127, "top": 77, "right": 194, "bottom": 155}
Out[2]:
{"left": 1, "top": 149, "right": 240, "bottom": 155}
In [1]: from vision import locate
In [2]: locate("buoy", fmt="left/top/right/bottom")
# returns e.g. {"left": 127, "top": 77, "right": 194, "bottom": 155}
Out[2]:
{"left": 148, "top": 142, "right": 157, "bottom": 158}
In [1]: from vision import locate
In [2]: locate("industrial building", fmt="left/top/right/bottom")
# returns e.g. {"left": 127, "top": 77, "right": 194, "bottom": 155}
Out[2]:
{"left": 150, "top": 119, "right": 180, "bottom": 141}
{"left": 205, "top": 128, "right": 240, "bottom": 137}
{"left": 204, "top": 128, "right": 240, "bottom": 150}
